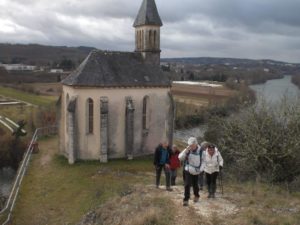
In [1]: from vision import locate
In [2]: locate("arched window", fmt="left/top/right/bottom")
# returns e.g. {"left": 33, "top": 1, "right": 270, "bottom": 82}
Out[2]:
{"left": 66, "top": 94, "right": 69, "bottom": 132}
{"left": 87, "top": 98, "right": 94, "bottom": 134}
{"left": 154, "top": 30, "right": 157, "bottom": 48}
{"left": 139, "top": 30, "right": 142, "bottom": 50}
{"left": 141, "top": 30, "right": 144, "bottom": 49}
{"left": 66, "top": 94, "right": 69, "bottom": 107}
{"left": 142, "top": 96, "right": 150, "bottom": 130}
{"left": 149, "top": 30, "right": 153, "bottom": 48}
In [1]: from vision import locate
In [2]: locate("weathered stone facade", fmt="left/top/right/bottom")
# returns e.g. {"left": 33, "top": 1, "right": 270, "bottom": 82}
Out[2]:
{"left": 59, "top": 0, "right": 174, "bottom": 163}
{"left": 60, "top": 87, "right": 174, "bottom": 163}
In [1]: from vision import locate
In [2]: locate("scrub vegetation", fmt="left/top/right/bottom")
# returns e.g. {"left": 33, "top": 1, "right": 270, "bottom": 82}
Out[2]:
{"left": 205, "top": 97, "right": 300, "bottom": 187}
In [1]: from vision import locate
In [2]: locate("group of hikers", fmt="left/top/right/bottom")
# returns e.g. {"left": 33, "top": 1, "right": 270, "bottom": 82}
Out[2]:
{"left": 154, "top": 137, "right": 224, "bottom": 206}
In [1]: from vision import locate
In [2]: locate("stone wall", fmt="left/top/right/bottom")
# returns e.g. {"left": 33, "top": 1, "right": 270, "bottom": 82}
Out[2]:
{"left": 61, "top": 85, "right": 172, "bottom": 162}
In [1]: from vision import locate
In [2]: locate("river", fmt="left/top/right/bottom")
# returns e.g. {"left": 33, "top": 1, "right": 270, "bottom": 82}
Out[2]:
{"left": 174, "top": 75, "right": 300, "bottom": 142}
{"left": 250, "top": 75, "right": 300, "bottom": 103}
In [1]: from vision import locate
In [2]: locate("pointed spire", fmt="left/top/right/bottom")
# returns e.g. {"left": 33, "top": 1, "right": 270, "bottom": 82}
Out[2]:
{"left": 133, "top": 0, "right": 163, "bottom": 27}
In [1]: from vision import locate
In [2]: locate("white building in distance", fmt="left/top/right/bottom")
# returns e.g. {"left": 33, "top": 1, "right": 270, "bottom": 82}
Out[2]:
{"left": 0, "top": 64, "right": 37, "bottom": 71}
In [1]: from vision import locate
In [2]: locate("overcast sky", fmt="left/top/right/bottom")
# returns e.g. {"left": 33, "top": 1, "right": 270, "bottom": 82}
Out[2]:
{"left": 1, "top": 0, "right": 300, "bottom": 63}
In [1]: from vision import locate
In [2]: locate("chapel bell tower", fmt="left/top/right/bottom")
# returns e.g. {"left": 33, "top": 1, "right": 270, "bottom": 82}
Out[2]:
{"left": 133, "top": 0, "right": 163, "bottom": 66}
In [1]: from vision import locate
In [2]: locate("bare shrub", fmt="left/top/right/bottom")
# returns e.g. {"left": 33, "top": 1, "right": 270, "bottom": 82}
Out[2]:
{"left": 289, "top": 176, "right": 300, "bottom": 192}
{"left": 0, "top": 132, "right": 26, "bottom": 169}
{"left": 291, "top": 74, "right": 300, "bottom": 89}
{"left": 205, "top": 97, "right": 300, "bottom": 183}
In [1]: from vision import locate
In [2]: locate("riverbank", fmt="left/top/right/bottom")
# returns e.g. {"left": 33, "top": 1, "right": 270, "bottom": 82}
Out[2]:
{"left": 292, "top": 75, "right": 300, "bottom": 89}
{"left": 175, "top": 75, "right": 300, "bottom": 141}
{"left": 10, "top": 136, "right": 300, "bottom": 225}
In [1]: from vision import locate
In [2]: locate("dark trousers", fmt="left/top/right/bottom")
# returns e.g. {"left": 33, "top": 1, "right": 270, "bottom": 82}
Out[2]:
{"left": 183, "top": 170, "right": 199, "bottom": 201}
{"left": 170, "top": 169, "right": 177, "bottom": 186}
{"left": 156, "top": 165, "right": 171, "bottom": 188}
{"left": 198, "top": 171, "right": 205, "bottom": 189}
{"left": 206, "top": 172, "right": 219, "bottom": 194}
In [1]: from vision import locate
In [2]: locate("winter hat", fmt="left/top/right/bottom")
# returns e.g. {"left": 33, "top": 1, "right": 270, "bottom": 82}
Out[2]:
{"left": 187, "top": 137, "right": 198, "bottom": 146}
{"left": 200, "top": 141, "right": 209, "bottom": 148}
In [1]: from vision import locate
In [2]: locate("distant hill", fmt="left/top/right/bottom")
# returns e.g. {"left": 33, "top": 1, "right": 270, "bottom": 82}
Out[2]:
{"left": 161, "top": 57, "right": 300, "bottom": 76}
{"left": 0, "top": 43, "right": 95, "bottom": 66}
{"left": 161, "top": 57, "right": 299, "bottom": 66}
{"left": 1, "top": 43, "right": 300, "bottom": 73}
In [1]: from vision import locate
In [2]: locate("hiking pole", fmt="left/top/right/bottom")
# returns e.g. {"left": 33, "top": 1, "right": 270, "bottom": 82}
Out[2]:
{"left": 219, "top": 169, "right": 224, "bottom": 195}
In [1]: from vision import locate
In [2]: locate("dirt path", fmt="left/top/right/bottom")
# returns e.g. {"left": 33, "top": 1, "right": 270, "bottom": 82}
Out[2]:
{"left": 155, "top": 185, "right": 238, "bottom": 218}
{"left": 38, "top": 137, "right": 58, "bottom": 167}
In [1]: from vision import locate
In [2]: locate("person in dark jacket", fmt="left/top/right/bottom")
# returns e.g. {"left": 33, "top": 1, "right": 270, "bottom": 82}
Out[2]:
{"left": 170, "top": 145, "right": 181, "bottom": 186}
{"left": 154, "top": 140, "right": 172, "bottom": 191}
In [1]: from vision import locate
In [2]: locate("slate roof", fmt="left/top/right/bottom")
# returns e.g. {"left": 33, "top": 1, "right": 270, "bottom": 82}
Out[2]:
{"left": 133, "top": 0, "right": 162, "bottom": 27}
{"left": 62, "top": 50, "right": 170, "bottom": 87}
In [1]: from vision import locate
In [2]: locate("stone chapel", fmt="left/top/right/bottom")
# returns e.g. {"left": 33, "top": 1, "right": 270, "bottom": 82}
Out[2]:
{"left": 59, "top": 0, "right": 174, "bottom": 164}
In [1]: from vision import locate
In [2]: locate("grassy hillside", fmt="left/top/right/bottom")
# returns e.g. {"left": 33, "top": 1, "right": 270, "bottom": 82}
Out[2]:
{"left": 11, "top": 137, "right": 157, "bottom": 225}
{"left": 0, "top": 86, "right": 58, "bottom": 107}
{"left": 9, "top": 137, "right": 300, "bottom": 225}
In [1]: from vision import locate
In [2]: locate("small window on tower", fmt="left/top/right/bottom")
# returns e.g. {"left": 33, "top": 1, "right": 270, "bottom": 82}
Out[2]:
{"left": 149, "top": 30, "right": 153, "bottom": 48}
{"left": 87, "top": 98, "right": 94, "bottom": 134}
{"left": 143, "top": 96, "right": 150, "bottom": 130}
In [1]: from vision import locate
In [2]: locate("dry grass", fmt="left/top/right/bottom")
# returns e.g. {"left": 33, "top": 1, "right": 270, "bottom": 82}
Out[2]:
{"left": 220, "top": 182, "right": 300, "bottom": 225}
{"left": 172, "top": 82, "right": 235, "bottom": 118}
{"left": 79, "top": 189, "right": 175, "bottom": 225}
{"left": 171, "top": 83, "right": 235, "bottom": 98}
{"left": 0, "top": 85, "right": 58, "bottom": 106}
{"left": 11, "top": 137, "right": 155, "bottom": 225}
{"left": 21, "top": 83, "right": 62, "bottom": 96}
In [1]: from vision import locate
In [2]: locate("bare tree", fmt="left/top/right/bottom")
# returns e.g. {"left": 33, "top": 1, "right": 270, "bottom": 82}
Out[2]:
{"left": 205, "top": 96, "right": 300, "bottom": 183}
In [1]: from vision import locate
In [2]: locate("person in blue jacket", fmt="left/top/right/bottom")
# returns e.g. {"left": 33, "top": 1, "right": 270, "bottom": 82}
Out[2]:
{"left": 153, "top": 139, "right": 172, "bottom": 191}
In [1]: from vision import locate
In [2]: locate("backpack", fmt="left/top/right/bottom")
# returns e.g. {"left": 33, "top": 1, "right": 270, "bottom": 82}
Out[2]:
{"left": 184, "top": 147, "right": 203, "bottom": 175}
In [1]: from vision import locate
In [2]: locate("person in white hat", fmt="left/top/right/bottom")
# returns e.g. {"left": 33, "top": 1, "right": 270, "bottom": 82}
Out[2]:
{"left": 178, "top": 137, "right": 204, "bottom": 206}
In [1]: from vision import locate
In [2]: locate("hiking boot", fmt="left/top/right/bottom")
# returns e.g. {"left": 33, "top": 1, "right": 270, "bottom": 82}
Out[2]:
{"left": 193, "top": 196, "right": 200, "bottom": 203}
{"left": 183, "top": 201, "right": 189, "bottom": 206}
{"left": 166, "top": 187, "right": 173, "bottom": 192}
{"left": 199, "top": 186, "right": 203, "bottom": 191}
{"left": 156, "top": 185, "right": 159, "bottom": 189}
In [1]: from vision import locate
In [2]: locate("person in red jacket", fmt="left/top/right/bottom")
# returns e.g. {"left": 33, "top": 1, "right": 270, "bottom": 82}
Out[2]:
{"left": 170, "top": 144, "right": 181, "bottom": 186}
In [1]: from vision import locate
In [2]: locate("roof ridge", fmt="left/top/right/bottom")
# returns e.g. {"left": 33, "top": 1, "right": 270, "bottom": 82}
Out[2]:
{"left": 133, "top": 0, "right": 163, "bottom": 27}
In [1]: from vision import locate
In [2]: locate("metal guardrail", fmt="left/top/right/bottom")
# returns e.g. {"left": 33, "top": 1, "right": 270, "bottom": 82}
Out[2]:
{"left": 0, "top": 126, "right": 57, "bottom": 225}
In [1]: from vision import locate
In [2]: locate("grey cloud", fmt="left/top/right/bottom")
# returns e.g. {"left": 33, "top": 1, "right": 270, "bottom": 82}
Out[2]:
{"left": 0, "top": 0, "right": 300, "bottom": 62}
